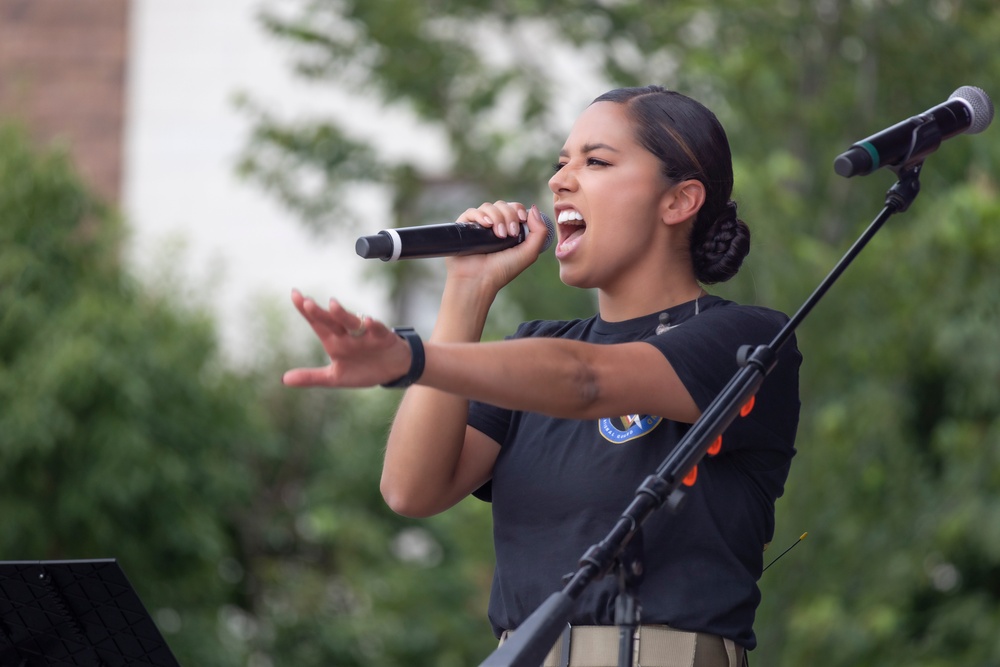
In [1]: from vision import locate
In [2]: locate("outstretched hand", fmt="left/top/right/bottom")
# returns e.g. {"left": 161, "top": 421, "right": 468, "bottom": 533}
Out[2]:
{"left": 282, "top": 290, "right": 410, "bottom": 388}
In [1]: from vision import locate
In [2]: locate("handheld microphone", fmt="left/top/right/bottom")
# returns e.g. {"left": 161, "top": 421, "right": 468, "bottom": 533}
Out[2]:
{"left": 355, "top": 213, "right": 555, "bottom": 261}
{"left": 834, "top": 85, "right": 994, "bottom": 178}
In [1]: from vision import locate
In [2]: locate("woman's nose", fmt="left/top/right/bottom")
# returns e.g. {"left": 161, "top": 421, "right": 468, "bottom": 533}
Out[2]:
{"left": 549, "top": 164, "right": 575, "bottom": 193}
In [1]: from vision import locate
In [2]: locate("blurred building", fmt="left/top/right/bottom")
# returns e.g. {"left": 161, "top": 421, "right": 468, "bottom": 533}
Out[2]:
{"left": 0, "top": 0, "right": 129, "bottom": 203}
{"left": 1, "top": 0, "right": 389, "bottom": 362}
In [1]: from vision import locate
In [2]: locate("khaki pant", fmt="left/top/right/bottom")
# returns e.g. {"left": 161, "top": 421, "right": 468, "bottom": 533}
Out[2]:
{"left": 499, "top": 625, "right": 746, "bottom": 667}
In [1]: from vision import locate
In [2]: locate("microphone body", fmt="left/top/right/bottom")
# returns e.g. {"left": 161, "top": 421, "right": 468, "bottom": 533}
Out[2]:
{"left": 834, "top": 86, "right": 993, "bottom": 178}
{"left": 356, "top": 213, "right": 554, "bottom": 261}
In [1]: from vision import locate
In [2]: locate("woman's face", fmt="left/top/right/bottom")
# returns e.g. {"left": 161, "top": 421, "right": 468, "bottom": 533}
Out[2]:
{"left": 548, "top": 101, "right": 676, "bottom": 292}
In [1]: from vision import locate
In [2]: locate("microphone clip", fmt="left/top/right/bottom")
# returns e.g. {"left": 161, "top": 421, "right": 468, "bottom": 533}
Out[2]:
{"left": 655, "top": 313, "right": 674, "bottom": 335}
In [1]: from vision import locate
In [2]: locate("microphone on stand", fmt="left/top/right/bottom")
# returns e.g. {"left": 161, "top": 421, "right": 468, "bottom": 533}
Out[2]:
{"left": 834, "top": 85, "right": 994, "bottom": 178}
{"left": 356, "top": 213, "right": 555, "bottom": 261}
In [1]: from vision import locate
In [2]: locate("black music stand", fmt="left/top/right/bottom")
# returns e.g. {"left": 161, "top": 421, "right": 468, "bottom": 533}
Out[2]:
{"left": 0, "top": 559, "right": 181, "bottom": 666}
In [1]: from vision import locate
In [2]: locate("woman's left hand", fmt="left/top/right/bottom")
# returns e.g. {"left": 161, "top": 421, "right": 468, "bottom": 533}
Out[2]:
{"left": 282, "top": 290, "right": 411, "bottom": 388}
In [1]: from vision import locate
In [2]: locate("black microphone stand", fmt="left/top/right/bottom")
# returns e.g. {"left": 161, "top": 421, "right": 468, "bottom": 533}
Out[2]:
{"left": 613, "top": 528, "right": 644, "bottom": 667}
{"left": 478, "top": 161, "right": 925, "bottom": 667}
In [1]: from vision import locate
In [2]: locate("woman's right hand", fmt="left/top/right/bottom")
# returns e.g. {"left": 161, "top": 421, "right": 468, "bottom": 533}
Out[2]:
{"left": 446, "top": 201, "right": 550, "bottom": 293}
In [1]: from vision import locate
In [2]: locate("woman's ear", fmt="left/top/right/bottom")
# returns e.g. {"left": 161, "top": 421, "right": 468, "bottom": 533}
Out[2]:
{"left": 661, "top": 179, "right": 706, "bottom": 226}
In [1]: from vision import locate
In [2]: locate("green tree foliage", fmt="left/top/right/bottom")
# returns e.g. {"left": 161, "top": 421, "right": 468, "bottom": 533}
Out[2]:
{"left": 240, "top": 1, "right": 1000, "bottom": 665}
{"left": 0, "top": 123, "right": 253, "bottom": 665}
{"left": 224, "top": 327, "right": 497, "bottom": 666}
{"left": 0, "top": 123, "right": 499, "bottom": 666}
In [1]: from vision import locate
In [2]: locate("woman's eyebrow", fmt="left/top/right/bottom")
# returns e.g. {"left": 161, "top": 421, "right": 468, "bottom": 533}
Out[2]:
{"left": 558, "top": 142, "right": 620, "bottom": 158}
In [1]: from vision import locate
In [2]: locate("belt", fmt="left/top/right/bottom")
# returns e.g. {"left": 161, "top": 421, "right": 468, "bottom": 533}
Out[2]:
{"left": 498, "top": 624, "right": 744, "bottom": 667}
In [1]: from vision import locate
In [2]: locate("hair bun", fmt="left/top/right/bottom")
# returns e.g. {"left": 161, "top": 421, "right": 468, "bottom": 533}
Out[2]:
{"left": 692, "top": 200, "right": 750, "bottom": 284}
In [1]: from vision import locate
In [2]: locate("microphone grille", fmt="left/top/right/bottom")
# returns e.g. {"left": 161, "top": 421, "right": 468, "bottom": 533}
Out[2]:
{"left": 539, "top": 212, "right": 555, "bottom": 252}
{"left": 950, "top": 85, "right": 994, "bottom": 134}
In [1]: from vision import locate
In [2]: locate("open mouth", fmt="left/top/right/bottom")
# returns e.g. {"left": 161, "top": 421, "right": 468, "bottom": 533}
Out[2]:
{"left": 557, "top": 209, "right": 587, "bottom": 248}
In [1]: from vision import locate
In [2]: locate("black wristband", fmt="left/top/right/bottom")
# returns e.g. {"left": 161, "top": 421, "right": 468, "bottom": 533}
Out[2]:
{"left": 381, "top": 327, "right": 425, "bottom": 389}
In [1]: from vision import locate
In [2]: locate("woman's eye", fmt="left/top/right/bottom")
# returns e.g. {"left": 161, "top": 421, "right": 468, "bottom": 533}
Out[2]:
{"left": 553, "top": 157, "right": 609, "bottom": 172}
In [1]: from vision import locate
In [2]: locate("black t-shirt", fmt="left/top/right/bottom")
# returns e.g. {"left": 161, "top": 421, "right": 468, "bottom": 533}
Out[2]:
{"left": 468, "top": 296, "right": 801, "bottom": 649}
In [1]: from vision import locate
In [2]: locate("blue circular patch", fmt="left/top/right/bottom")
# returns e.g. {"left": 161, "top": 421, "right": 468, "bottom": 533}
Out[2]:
{"left": 598, "top": 414, "right": 664, "bottom": 444}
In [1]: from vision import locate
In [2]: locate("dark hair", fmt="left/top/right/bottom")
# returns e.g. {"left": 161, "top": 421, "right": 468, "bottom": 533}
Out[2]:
{"left": 592, "top": 86, "right": 750, "bottom": 284}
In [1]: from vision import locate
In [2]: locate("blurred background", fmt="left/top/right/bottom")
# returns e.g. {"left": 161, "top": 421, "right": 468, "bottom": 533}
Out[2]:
{"left": 2, "top": 1, "right": 1000, "bottom": 665}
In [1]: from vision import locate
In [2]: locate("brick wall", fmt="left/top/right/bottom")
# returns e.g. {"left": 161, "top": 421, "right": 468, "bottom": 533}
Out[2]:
{"left": 0, "top": 0, "right": 129, "bottom": 203}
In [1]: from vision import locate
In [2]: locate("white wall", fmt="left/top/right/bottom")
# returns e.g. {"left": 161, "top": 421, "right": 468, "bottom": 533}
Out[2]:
{"left": 123, "top": 0, "right": 412, "bottom": 365}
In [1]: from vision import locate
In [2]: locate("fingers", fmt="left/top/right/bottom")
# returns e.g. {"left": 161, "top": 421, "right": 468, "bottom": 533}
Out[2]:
{"left": 286, "top": 290, "right": 403, "bottom": 388}
{"left": 524, "top": 205, "right": 551, "bottom": 252}
{"left": 458, "top": 200, "right": 529, "bottom": 239}
{"left": 291, "top": 290, "right": 342, "bottom": 342}
{"left": 320, "top": 298, "right": 364, "bottom": 337}
{"left": 290, "top": 290, "right": 390, "bottom": 341}
{"left": 282, "top": 366, "right": 333, "bottom": 387}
